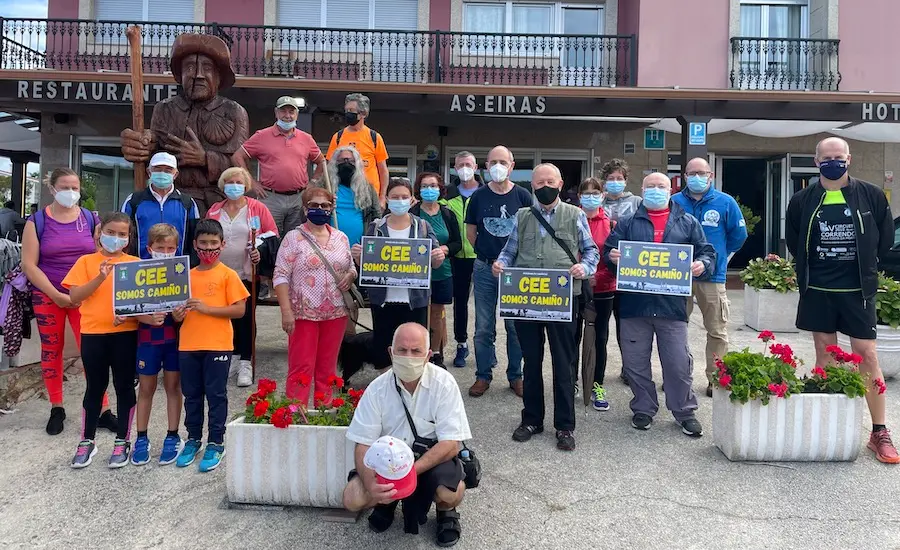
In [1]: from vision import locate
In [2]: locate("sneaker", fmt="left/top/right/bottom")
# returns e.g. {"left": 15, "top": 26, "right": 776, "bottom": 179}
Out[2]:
{"left": 97, "top": 410, "right": 119, "bottom": 434}
{"left": 556, "top": 430, "right": 576, "bottom": 451}
{"left": 258, "top": 282, "right": 270, "bottom": 300}
{"left": 453, "top": 344, "right": 469, "bottom": 368}
{"left": 591, "top": 383, "right": 610, "bottom": 411}
{"left": 229, "top": 356, "right": 241, "bottom": 379}
{"left": 108, "top": 439, "right": 131, "bottom": 468}
{"left": 237, "top": 360, "right": 253, "bottom": 387}
{"left": 432, "top": 353, "right": 445, "bottom": 369}
{"left": 131, "top": 436, "right": 151, "bottom": 466}
{"left": 198, "top": 443, "right": 226, "bottom": 472}
{"left": 176, "top": 439, "right": 203, "bottom": 468}
{"left": 632, "top": 413, "right": 653, "bottom": 430}
{"left": 706, "top": 384, "right": 713, "bottom": 398}
{"left": 159, "top": 434, "right": 184, "bottom": 465}
{"left": 46, "top": 407, "right": 66, "bottom": 436}
{"left": 70, "top": 440, "right": 97, "bottom": 469}
{"left": 574, "top": 384, "right": 581, "bottom": 398}
{"left": 680, "top": 417, "right": 703, "bottom": 438}
{"left": 512, "top": 423, "right": 543, "bottom": 442}
{"left": 868, "top": 429, "right": 900, "bottom": 464}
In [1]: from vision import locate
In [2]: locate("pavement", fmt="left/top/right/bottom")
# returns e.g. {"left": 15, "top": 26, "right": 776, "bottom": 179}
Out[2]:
{"left": 1, "top": 289, "right": 900, "bottom": 550}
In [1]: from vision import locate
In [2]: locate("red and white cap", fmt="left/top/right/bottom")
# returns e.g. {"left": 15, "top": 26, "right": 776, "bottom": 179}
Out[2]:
{"left": 364, "top": 435, "right": 417, "bottom": 500}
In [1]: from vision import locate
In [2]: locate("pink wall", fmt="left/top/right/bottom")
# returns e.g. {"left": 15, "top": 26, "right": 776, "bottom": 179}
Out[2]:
{"left": 839, "top": 0, "right": 900, "bottom": 93}
{"left": 48, "top": 0, "right": 79, "bottom": 18}
{"left": 206, "top": 0, "right": 265, "bottom": 25}
{"left": 631, "top": 0, "right": 730, "bottom": 89}
{"left": 430, "top": 0, "right": 451, "bottom": 30}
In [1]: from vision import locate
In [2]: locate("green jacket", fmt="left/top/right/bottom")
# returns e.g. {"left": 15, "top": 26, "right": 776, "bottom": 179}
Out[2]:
{"left": 440, "top": 180, "right": 483, "bottom": 259}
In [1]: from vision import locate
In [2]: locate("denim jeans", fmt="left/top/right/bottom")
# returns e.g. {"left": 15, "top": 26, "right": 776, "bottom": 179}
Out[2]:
{"left": 472, "top": 259, "right": 523, "bottom": 382}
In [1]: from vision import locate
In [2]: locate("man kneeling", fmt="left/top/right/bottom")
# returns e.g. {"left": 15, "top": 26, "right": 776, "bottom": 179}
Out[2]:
{"left": 343, "top": 322, "right": 472, "bottom": 547}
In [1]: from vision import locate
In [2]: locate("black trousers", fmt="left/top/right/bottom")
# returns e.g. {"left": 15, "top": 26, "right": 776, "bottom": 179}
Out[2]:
{"left": 592, "top": 294, "right": 616, "bottom": 386}
{"left": 180, "top": 351, "right": 230, "bottom": 444}
{"left": 231, "top": 280, "right": 255, "bottom": 361}
{"left": 371, "top": 303, "right": 428, "bottom": 369}
{"left": 515, "top": 319, "right": 576, "bottom": 432}
{"left": 81, "top": 332, "right": 138, "bottom": 440}
{"left": 450, "top": 257, "right": 475, "bottom": 343}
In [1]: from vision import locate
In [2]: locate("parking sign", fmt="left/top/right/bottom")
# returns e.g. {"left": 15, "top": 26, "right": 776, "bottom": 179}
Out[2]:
{"left": 688, "top": 122, "right": 707, "bottom": 146}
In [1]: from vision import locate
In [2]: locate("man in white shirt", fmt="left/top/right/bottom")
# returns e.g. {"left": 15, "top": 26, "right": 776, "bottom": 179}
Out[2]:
{"left": 343, "top": 323, "right": 471, "bottom": 547}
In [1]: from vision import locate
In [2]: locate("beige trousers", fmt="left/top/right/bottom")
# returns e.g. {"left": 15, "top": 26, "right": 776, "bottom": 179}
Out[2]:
{"left": 686, "top": 281, "right": 730, "bottom": 384}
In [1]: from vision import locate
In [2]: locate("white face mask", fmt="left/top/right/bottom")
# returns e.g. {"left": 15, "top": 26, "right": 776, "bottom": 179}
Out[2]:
{"left": 54, "top": 189, "right": 80, "bottom": 208}
{"left": 457, "top": 166, "right": 475, "bottom": 183}
{"left": 489, "top": 164, "right": 509, "bottom": 183}
{"left": 150, "top": 250, "right": 176, "bottom": 259}
{"left": 392, "top": 354, "right": 428, "bottom": 383}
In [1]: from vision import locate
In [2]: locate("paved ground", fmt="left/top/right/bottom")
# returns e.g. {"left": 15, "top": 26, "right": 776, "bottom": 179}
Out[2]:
{"left": 1, "top": 290, "right": 900, "bottom": 550}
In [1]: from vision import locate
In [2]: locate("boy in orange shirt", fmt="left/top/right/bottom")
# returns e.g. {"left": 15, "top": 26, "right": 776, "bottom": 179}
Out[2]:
{"left": 172, "top": 219, "right": 249, "bottom": 472}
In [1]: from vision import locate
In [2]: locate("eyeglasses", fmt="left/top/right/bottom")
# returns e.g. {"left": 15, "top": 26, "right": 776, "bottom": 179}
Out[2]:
{"left": 307, "top": 202, "right": 333, "bottom": 209}
{"left": 685, "top": 171, "right": 712, "bottom": 177}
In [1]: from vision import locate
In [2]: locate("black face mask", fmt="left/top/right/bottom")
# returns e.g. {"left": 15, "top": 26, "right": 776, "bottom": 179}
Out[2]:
{"left": 344, "top": 111, "right": 359, "bottom": 125}
{"left": 534, "top": 185, "right": 560, "bottom": 205}
{"left": 337, "top": 163, "right": 355, "bottom": 185}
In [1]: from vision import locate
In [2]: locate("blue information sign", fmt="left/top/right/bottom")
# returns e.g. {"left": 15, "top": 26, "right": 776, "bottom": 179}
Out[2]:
{"left": 688, "top": 122, "right": 707, "bottom": 146}
{"left": 615, "top": 241, "right": 694, "bottom": 297}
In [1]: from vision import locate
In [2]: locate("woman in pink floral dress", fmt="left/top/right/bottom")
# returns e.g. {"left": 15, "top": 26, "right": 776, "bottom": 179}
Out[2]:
{"left": 273, "top": 187, "right": 356, "bottom": 405}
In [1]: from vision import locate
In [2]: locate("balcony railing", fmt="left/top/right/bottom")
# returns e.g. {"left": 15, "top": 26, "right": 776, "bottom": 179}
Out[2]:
{"left": 0, "top": 18, "right": 636, "bottom": 87}
{"left": 730, "top": 37, "right": 840, "bottom": 91}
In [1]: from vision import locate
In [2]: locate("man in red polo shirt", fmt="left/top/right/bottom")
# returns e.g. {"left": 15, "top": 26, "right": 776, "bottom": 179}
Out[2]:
{"left": 232, "top": 96, "right": 326, "bottom": 234}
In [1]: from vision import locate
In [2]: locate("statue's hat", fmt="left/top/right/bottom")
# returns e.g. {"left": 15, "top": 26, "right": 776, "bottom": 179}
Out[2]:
{"left": 170, "top": 34, "right": 236, "bottom": 90}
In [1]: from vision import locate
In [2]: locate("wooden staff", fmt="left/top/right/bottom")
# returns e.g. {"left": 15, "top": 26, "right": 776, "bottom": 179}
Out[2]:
{"left": 126, "top": 26, "right": 147, "bottom": 190}
{"left": 321, "top": 163, "right": 338, "bottom": 230}
{"left": 250, "top": 226, "right": 258, "bottom": 382}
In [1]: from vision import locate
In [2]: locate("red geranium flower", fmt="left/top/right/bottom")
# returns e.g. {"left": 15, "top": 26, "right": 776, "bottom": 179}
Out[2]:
{"left": 253, "top": 400, "right": 270, "bottom": 417}
{"left": 246, "top": 392, "right": 260, "bottom": 406}
{"left": 271, "top": 407, "right": 293, "bottom": 429}
{"left": 297, "top": 374, "right": 311, "bottom": 387}
{"left": 811, "top": 365, "right": 828, "bottom": 379}
{"left": 257, "top": 378, "right": 277, "bottom": 397}
{"left": 332, "top": 397, "right": 346, "bottom": 407}
{"left": 758, "top": 330, "right": 775, "bottom": 343}
{"left": 767, "top": 382, "right": 788, "bottom": 398}
{"left": 825, "top": 344, "right": 842, "bottom": 354}
{"left": 874, "top": 378, "right": 887, "bottom": 395}
{"left": 314, "top": 391, "right": 326, "bottom": 405}
{"left": 333, "top": 377, "right": 345, "bottom": 389}
{"left": 718, "top": 373, "right": 732, "bottom": 388}
{"left": 847, "top": 353, "right": 863, "bottom": 365}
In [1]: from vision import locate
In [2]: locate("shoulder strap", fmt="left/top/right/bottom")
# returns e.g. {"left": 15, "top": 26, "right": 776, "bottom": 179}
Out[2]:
{"left": 175, "top": 191, "right": 195, "bottom": 215}
{"left": 336, "top": 128, "right": 344, "bottom": 143}
{"left": 80, "top": 207, "right": 96, "bottom": 233}
{"left": 394, "top": 375, "right": 421, "bottom": 441}
{"left": 530, "top": 206, "right": 578, "bottom": 265}
{"left": 128, "top": 191, "right": 146, "bottom": 223}
{"left": 33, "top": 209, "right": 45, "bottom": 241}
{"left": 298, "top": 228, "right": 343, "bottom": 286}
{"left": 370, "top": 129, "right": 378, "bottom": 146}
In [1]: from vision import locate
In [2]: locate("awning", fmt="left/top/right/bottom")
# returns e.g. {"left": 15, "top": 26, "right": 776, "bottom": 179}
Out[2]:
{"left": 0, "top": 120, "right": 40, "bottom": 155}
{"left": 650, "top": 118, "right": 851, "bottom": 139}
{"left": 830, "top": 123, "right": 900, "bottom": 143}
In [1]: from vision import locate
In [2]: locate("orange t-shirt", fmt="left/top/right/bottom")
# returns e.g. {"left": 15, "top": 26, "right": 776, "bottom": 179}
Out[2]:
{"left": 179, "top": 262, "right": 250, "bottom": 352}
{"left": 62, "top": 251, "right": 140, "bottom": 334}
{"left": 326, "top": 125, "right": 389, "bottom": 194}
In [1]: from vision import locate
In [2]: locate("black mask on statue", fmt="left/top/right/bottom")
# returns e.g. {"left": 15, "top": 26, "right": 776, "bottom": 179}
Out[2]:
{"left": 337, "top": 163, "right": 355, "bottom": 186}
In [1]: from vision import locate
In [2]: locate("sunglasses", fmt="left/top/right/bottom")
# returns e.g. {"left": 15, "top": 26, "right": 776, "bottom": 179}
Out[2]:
{"left": 307, "top": 202, "right": 333, "bottom": 209}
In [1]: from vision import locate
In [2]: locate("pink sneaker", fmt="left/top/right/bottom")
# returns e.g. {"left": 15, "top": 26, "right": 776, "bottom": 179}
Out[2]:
{"left": 868, "top": 430, "right": 900, "bottom": 464}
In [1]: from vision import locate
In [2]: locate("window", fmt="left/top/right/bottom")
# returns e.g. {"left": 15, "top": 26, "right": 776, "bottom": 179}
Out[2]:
{"left": 277, "top": 0, "right": 418, "bottom": 31}
{"left": 94, "top": 0, "right": 195, "bottom": 48}
{"left": 739, "top": 1, "right": 808, "bottom": 38}
{"left": 96, "top": 0, "right": 195, "bottom": 23}
{"left": 463, "top": 2, "right": 559, "bottom": 35}
{"left": 738, "top": 1, "right": 809, "bottom": 89}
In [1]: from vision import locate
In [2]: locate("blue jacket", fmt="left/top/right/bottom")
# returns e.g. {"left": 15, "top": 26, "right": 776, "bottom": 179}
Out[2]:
{"left": 603, "top": 202, "right": 717, "bottom": 322}
{"left": 671, "top": 186, "right": 747, "bottom": 284}
{"left": 121, "top": 188, "right": 200, "bottom": 259}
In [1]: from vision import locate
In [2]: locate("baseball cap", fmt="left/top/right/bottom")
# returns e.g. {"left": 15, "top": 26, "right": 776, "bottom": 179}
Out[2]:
{"left": 276, "top": 96, "right": 300, "bottom": 109}
{"left": 149, "top": 152, "right": 177, "bottom": 169}
{"left": 363, "top": 436, "right": 417, "bottom": 500}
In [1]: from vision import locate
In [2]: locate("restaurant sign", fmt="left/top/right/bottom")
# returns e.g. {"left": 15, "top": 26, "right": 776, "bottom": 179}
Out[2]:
{"left": 450, "top": 94, "right": 546, "bottom": 114}
{"left": 8, "top": 80, "right": 178, "bottom": 104}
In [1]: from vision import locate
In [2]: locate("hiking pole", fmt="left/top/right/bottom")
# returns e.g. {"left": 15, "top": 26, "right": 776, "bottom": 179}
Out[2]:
{"left": 126, "top": 26, "right": 147, "bottom": 191}
{"left": 322, "top": 163, "right": 338, "bottom": 230}
{"left": 250, "top": 227, "right": 258, "bottom": 382}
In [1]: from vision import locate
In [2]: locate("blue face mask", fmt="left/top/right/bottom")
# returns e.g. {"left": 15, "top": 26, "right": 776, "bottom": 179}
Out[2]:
{"left": 605, "top": 181, "right": 626, "bottom": 195}
{"left": 388, "top": 198, "right": 411, "bottom": 215}
{"left": 420, "top": 188, "right": 440, "bottom": 202}
{"left": 686, "top": 175, "right": 710, "bottom": 194}
{"left": 149, "top": 172, "right": 174, "bottom": 190}
{"left": 276, "top": 119, "right": 296, "bottom": 131}
{"left": 223, "top": 183, "right": 245, "bottom": 200}
{"left": 643, "top": 188, "right": 670, "bottom": 209}
{"left": 100, "top": 233, "right": 128, "bottom": 254}
{"left": 819, "top": 159, "right": 848, "bottom": 181}
{"left": 580, "top": 194, "right": 602, "bottom": 210}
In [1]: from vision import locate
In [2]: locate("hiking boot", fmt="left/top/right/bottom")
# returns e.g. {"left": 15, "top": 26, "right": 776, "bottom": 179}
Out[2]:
{"left": 468, "top": 379, "right": 490, "bottom": 397}
{"left": 591, "top": 383, "right": 609, "bottom": 411}
{"left": 509, "top": 379, "right": 524, "bottom": 398}
{"left": 868, "top": 429, "right": 900, "bottom": 464}
{"left": 680, "top": 417, "right": 703, "bottom": 438}
{"left": 512, "top": 423, "right": 543, "bottom": 442}
{"left": 556, "top": 430, "right": 576, "bottom": 451}
{"left": 453, "top": 344, "right": 469, "bottom": 368}
{"left": 46, "top": 407, "right": 66, "bottom": 436}
{"left": 631, "top": 413, "right": 652, "bottom": 430}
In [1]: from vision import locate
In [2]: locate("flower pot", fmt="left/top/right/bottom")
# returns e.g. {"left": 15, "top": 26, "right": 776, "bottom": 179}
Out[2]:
{"left": 743, "top": 285, "right": 799, "bottom": 333}
{"left": 225, "top": 416, "right": 356, "bottom": 507}
{"left": 712, "top": 389, "right": 863, "bottom": 461}
{"left": 838, "top": 326, "right": 900, "bottom": 379}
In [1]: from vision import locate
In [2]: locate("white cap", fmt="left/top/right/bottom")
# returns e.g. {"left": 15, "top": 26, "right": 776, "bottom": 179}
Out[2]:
{"left": 149, "top": 152, "right": 177, "bottom": 169}
{"left": 363, "top": 436, "right": 415, "bottom": 481}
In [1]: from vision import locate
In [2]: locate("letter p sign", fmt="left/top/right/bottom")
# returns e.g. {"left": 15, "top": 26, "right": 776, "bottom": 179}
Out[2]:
{"left": 688, "top": 122, "right": 707, "bottom": 146}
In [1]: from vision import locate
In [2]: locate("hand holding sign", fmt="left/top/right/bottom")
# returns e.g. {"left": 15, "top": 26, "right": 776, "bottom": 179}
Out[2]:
{"left": 691, "top": 261, "right": 705, "bottom": 277}
{"left": 492, "top": 260, "right": 505, "bottom": 277}
{"left": 569, "top": 263, "right": 586, "bottom": 280}
{"left": 430, "top": 246, "right": 445, "bottom": 267}
{"left": 609, "top": 248, "right": 621, "bottom": 264}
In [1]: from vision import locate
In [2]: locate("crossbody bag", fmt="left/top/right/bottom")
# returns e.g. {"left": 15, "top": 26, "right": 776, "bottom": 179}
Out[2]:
{"left": 529, "top": 207, "right": 594, "bottom": 305}
{"left": 298, "top": 229, "right": 367, "bottom": 331}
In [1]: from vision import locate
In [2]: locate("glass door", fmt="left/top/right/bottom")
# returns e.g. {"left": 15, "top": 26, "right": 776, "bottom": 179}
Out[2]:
{"left": 560, "top": 6, "right": 603, "bottom": 87}
{"left": 73, "top": 138, "right": 134, "bottom": 213}
{"left": 766, "top": 155, "right": 788, "bottom": 256}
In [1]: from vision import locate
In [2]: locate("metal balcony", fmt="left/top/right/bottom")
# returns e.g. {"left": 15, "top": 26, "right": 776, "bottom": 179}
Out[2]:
{"left": 730, "top": 36, "right": 840, "bottom": 91}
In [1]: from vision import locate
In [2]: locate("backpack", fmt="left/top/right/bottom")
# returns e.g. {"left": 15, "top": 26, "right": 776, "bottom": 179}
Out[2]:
{"left": 335, "top": 128, "right": 379, "bottom": 151}
{"left": 32, "top": 207, "right": 96, "bottom": 242}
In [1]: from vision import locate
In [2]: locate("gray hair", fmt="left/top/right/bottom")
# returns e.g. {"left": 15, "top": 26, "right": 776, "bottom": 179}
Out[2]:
{"left": 345, "top": 93, "right": 370, "bottom": 115}
{"left": 455, "top": 150, "right": 476, "bottom": 164}
{"left": 391, "top": 322, "right": 430, "bottom": 354}
{"left": 327, "top": 146, "right": 374, "bottom": 212}
{"left": 533, "top": 163, "right": 562, "bottom": 180}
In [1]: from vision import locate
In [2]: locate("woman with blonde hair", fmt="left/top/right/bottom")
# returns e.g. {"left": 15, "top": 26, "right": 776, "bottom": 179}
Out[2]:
{"left": 206, "top": 166, "right": 278, "bottom": 386}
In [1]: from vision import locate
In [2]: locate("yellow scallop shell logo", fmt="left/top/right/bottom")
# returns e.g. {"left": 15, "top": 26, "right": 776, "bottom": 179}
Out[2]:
{"left": 175, "top": 262, "right": 186, "bottom": 275}
{"left": 417, "top": 245, "right": 428, "bottom": 255}
{"left": 557, "top": 275, "right": 569, "bottom": 287}
{"left": 677, "top": 250, "right": 688, "bottom": 262}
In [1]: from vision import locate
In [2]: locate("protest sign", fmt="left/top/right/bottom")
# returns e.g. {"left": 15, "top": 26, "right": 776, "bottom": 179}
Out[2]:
{"left": 359, "top": 236, "right": 432, "bottom": 289}
{"left": 113, "top": 256, "right": 191, "bottom": 316}
{"left": 615, "top": 240, "right": 693, "bottom": 296}
{"left": 497, "top": 267, "right": 573, "bottom": 322}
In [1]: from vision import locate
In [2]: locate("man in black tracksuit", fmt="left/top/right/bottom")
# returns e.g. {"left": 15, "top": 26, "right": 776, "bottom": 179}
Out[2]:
{"left": 786, "top": 136, "right": 897, "bottom": 464}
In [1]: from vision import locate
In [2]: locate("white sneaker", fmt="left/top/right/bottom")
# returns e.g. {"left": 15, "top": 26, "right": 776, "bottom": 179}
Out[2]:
{"left": 237, "top": 360, "right": 253, "bottom": 387}
{"left": 229, "top": 356, "right": 240, "bottom": 379}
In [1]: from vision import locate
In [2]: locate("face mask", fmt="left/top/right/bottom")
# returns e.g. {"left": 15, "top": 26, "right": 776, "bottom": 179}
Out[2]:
{"left": 392, "top": 354, "right": 427, "bottom": 383}
{"left": 149, "top": 172, "right": 174, "bottom": 190}
{"left": 197, "top": 248, "right": 221, "bottom": 265}
{"left": 54, "top": 189, "right": 80, "bottom": 208}
{"left": 686, "top": 175, "right": 710, "bottom": 194}
{"left": 223, "top": 183, "right": 245, "bottom": 200}
{"left": 819, "top": 159, "right": 848, "bottom": 181}
{"left": 150, "top": 250, "right": 176, "bottom": 259}
{"left": 489, "top": 164, "right": 508, "bottom": 183}
{"left": 388, "top": 198, "right": 411, "bottom": 216}
{"left": 344, "top": 111, "right": 359, "bottom": 125}
{"left": 99, "top": 234, "right": 127, "bottom": 254}
{"left": 337, "top": 163, "right": 355, "bottom": 185}
{"left": 420, "top": 187, "right": 440, "bottom": 202}
{"left": 580, "top": 194, "right": 602, "bottom": 210}
{"left": 276, "top": 119, "right": 296, "bottom": 131}
{"left": 605, "top": 181, "right": 625, "bottom": 195}
{"left": 457, "top": 167, "right": 475, "bottom": 183}
{"left": 643, "top": 188, "right": 670, "bottom": 209}
{"left": 306, "top": 208, "right": 331, "bottom": 226}
{"left": 534, "top": 185, "right": 560, "bottom": 205}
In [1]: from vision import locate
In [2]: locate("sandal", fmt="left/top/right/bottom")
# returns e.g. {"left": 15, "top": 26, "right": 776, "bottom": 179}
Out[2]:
{"left": 368, "top": 501, "right": 398, "bottom": 533}
{"left": 435, "top": 508, "right": 461, "bottom": 547}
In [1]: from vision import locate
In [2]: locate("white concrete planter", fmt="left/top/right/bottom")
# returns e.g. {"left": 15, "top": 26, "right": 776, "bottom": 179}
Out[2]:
{"left": 225, "top": 416, "right": 356, "bottom": 507}
{"left": 838, "top": 326, "right": 900, "bottom": 379}
{"left": 712, "top": 389, "right": 863, "bottom": 462}
{"left": 743, "top": 285, "right": 799, "bottom": 333}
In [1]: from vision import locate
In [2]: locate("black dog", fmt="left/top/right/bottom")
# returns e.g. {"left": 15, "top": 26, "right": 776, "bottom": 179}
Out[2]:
{"left": 338, "top": 331, "right": 375, "bottom": 383}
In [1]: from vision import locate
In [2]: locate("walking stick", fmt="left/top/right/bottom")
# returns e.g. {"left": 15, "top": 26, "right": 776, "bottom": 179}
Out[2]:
{"left": 321, "top": 164, "right": 339, "bottom": 230}
{"left": 126, "top": 26, "right": 147, "bottom": 190}
{"left": 250, "top": 226, "right": 258, "bottom": 382}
